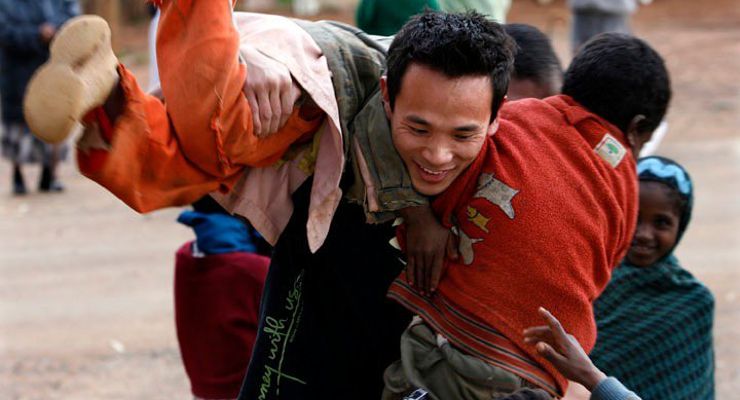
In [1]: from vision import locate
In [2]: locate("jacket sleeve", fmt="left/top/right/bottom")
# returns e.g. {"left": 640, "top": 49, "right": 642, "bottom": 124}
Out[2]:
{"left": 591, "top": 377, "right": 642, "bottom": 400}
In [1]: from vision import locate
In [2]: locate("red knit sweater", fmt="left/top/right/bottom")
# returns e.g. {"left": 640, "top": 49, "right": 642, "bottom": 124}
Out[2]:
{"left": 388, "top": 95, "right": 638, "bottom": 396}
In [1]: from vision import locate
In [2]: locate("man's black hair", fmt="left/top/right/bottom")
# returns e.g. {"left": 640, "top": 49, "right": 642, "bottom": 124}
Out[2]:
{"left": 504, "top": 24, "right": 563, "bottom": 88}
{"left": 562, "top": 33, "right": 671, "bottom": 134}
{"left": 386, "top": 11, "right": 516, "bottom": 119}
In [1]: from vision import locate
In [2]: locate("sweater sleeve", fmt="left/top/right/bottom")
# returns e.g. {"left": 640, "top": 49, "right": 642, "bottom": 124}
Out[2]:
{"left": 591, "top": 377, "right": 642, "bottom": 400}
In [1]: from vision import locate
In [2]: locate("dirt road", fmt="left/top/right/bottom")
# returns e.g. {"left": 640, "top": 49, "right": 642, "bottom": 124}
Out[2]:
{"left": 1, "top": 0, "right": 738, "bottom": 398}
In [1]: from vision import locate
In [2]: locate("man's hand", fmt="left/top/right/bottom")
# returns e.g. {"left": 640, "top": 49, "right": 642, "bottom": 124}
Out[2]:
{"left": 400, "top": 205, "right": 459, "bottom": 296}
{"left": 523, "top": 307, "right": 607, "bottom": 391}
{"left": 39, "top": 23, "right": 56, "bottom": 43}
{"left": 241, "top": 44, "right": 301, "bottom": 137}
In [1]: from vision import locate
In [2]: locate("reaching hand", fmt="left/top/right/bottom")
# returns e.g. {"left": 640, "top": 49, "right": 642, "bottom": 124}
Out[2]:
{"left": 241, "top": 44, "right": 301, "bottom": 137}
{"left": 400, "top": 205, "right": 459, "bottom": 296}
{"left": 523, "top": 307, "right": 607, "bottom": 391}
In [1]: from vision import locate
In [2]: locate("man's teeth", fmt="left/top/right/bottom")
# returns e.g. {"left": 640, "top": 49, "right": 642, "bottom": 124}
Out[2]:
{"left": 420, "top": 166, "right": 446, "bottom": 175}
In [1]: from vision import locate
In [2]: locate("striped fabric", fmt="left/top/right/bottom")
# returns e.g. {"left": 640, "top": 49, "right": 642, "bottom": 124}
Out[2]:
{"left": 389, "top": 280, "right": 559, "bottom": 395}
{"left": 591, "top": 259, "right": 714, "bottom": 400}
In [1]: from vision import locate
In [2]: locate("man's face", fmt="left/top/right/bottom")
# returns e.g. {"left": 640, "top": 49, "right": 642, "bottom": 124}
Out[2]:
{"left": 381, "top": 64, "right": 496, "bottom": 196}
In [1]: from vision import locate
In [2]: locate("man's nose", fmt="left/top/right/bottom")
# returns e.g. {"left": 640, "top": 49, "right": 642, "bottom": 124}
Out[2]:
{"left": 421, "top": 137, "right": 454, "bottom": 166}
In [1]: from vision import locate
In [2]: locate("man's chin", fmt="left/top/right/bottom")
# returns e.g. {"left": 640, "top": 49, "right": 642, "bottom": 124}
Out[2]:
{"left": 411, "top": 179, "right": 452, "bottom": 197}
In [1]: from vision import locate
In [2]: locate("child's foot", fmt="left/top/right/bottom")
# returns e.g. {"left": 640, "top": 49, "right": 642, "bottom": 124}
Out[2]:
{"left": 24, "top": 15, "right": 119, "bottom": 144}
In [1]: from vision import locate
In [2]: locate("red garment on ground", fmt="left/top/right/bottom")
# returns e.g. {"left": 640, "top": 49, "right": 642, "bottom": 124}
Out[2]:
{"left": 174, "top": 242, "right": 269, "bottom": 399}
{"left": 389, "top": 95, "right": 638, "bottom": 396}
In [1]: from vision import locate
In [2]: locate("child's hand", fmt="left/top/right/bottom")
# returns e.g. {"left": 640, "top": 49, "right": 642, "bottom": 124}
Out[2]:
{"left": 241, "top": 44, "right": 302, "bottom": 137}
{"left": 523, "top": 307, "right": 607, "bottom": 391}
{"left": 400, "top": 205, "right": 459, "bottom": 296}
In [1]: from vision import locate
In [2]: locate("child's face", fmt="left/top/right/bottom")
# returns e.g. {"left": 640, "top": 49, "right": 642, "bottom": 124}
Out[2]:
{"left": 627, "top": 181, "right": 682, "bottom": 267}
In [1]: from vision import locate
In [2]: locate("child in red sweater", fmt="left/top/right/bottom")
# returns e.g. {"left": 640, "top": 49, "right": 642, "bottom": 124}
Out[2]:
{"left": 382, "top": 31, "right": 671, "bottom": 399}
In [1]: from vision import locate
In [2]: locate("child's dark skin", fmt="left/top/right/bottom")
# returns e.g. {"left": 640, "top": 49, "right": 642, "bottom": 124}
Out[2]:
{"left": 626, "top": 180, "right": 682, "bottom": 267}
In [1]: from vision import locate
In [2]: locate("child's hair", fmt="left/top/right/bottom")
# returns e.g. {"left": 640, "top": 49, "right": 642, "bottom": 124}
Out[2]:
{"left": 386, "top": 10, "right": 516, "bottom": 120}
{"left": 504, "top": 24, "right": 563, "bottom": 93}
{"left": 562, "top": 33, "right": 671, "bottom": 135}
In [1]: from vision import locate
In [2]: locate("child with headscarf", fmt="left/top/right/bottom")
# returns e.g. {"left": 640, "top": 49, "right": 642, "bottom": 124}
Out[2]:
{"left": 590, "top": 156, "right": 715, "bottom": 400}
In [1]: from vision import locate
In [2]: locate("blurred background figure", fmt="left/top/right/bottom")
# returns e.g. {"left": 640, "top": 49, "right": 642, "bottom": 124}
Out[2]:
{"left": 0, "top": 0, "right": 79, "bottom": 195}
{"left": 356, "top": 0, "right": 440, "bottom": 36}
{"left": 504, "top": 23, "right": 563, "bottom": 100}
{"left": 568, "top": 0, "right": 650, "bottom": 54}
{"left": 175, "top": 196, "right": 271, "bottom": 400}
{"left": 293, "top": 0, "right": 320, "bottom": 16}
{"left": 438, "top": 0, "right": 511, "bottom": 23}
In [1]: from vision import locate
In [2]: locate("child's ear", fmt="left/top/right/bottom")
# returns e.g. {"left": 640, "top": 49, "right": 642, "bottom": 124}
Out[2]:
{"left": 380, "top": 76, "right": 392, "bottom": 119}
{"left": 487, "top": 117, "right": 500, "bottom": 136}
{"left": 626, "top": 114, "right": 652, "bottom": 159}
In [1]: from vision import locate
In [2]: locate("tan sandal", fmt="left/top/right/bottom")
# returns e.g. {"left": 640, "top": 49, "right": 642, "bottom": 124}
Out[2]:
{"left": 24, "top": 15, "right": 119, "bottom": 144}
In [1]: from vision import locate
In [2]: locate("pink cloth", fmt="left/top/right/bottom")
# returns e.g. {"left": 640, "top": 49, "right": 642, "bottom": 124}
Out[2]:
{"left": 212, "top": 13, "right": 345, "bottom": 253}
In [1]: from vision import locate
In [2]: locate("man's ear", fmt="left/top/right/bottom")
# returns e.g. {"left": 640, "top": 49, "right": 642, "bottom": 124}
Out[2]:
{"left": 487, "top": 117, "right": 500, "bottom": 136}
{"left": 626, "top": 114, "right": 652, "bottom": 159}
{"left": 380, "top": 75, "right": 393, "bottom": 119}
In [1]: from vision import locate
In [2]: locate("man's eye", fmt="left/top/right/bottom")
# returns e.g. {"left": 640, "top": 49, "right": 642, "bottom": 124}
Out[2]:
{"left": 455, "top": 134, "right": 474, "bottom": 140}
{"left": 411, "top": 127, "right": 428, "bottom": 135}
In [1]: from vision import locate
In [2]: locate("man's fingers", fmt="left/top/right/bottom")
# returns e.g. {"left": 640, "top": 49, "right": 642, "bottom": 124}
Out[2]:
{"left": 246, "top": 91, "right": 263, "bottom": 136}
{"left": 446, "top": 232, "right": 459, "bottom": 260}
{"left": 268, "top": 89, "right": 281, "bottom": 134}
{"left": 279, "top": 81, "right": 297, "bottom": 128}
{"left": 424, "top": 254, "right": 433, "bottom": 295}
{"left": 406, "top": 255, "right": 416, "bottom": 286}
{"left": 430, "top": 252, "right": 444, "bottom": 293}
{"left": 257, "top": 90, "right": 273, "bottom": 136}
{"left": 415, "top": 253, "right": 425, "bottom": 294}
